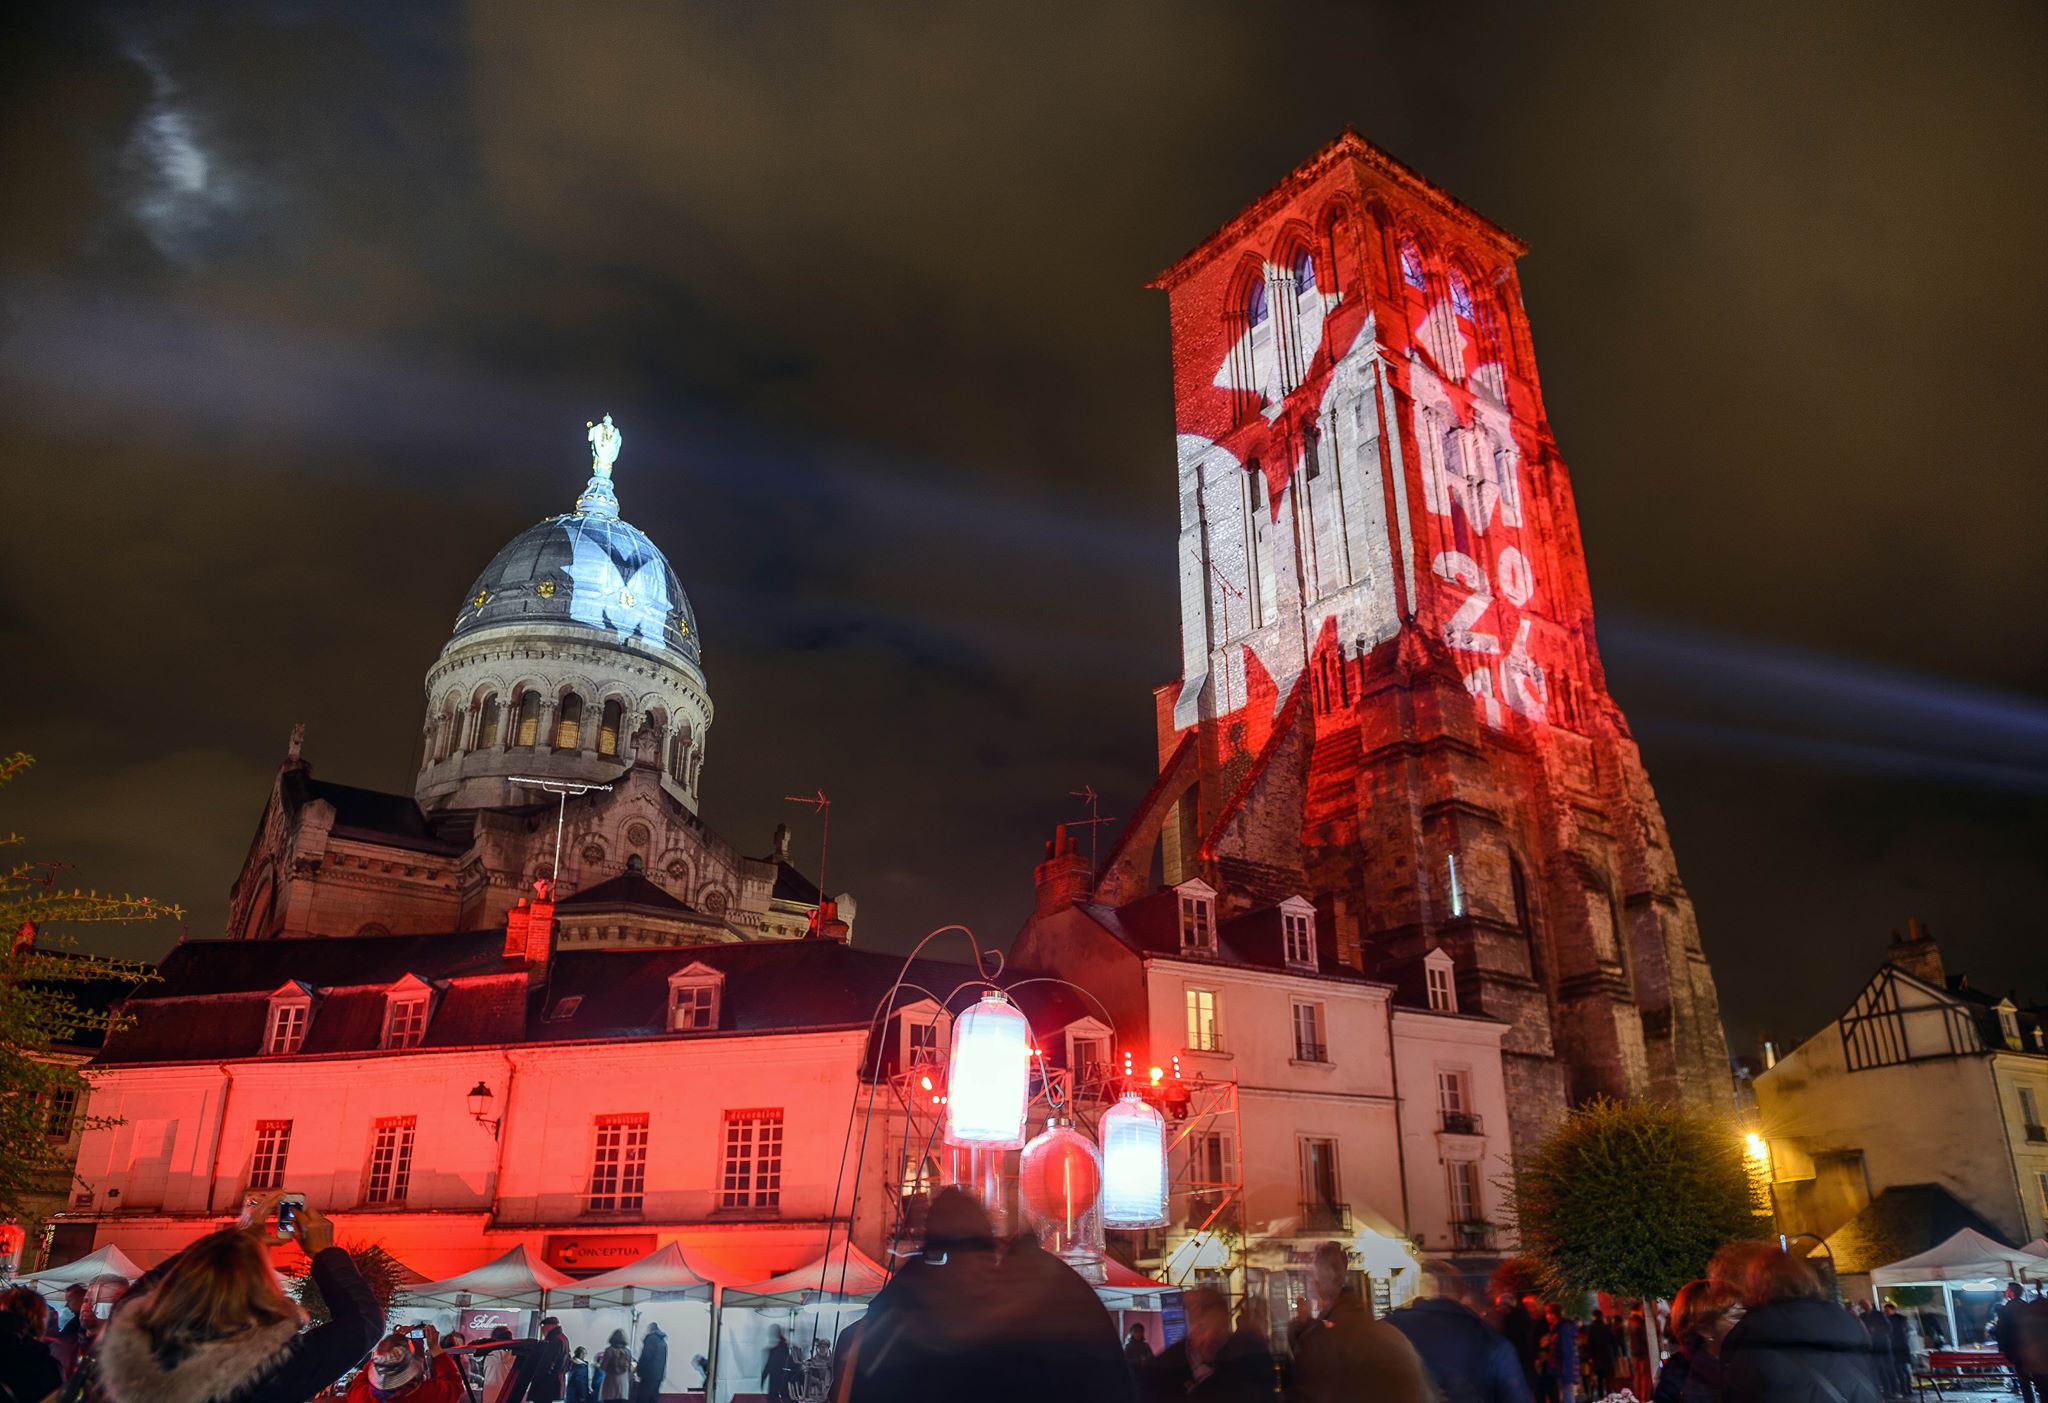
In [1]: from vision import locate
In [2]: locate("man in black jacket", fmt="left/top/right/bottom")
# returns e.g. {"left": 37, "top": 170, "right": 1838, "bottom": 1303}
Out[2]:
{"left": 1387, "top": 1263, "right": 1531, "bottom": 1403}
{"left": 1721, "top": 1249, "right": 1882, "bottom": 1403}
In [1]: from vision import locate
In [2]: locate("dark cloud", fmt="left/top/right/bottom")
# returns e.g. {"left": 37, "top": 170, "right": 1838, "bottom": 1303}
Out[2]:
{"left": 2, "top": 1, "right": 2044, "bottom": 1054}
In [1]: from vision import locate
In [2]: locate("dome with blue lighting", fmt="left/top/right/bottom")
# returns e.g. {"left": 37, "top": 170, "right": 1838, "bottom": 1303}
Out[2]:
{"left": 448, "top": 424, "right": 700, "bottom": 666}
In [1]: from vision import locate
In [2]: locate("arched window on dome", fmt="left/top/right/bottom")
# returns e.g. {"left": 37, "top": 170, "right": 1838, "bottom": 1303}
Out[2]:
{"left": 474, "top": 693, "right": 501, "bottom": 751}
{"left": 555, "top": 693, "right": 584, "bottom": 751}
{"left": 597, "top": 698, "right": 625, "bottom": 758}
{"left": 432, "top": 694, "right": 457, "bottom": 762}
{"left": 513, "top": 691, "right": 541, "bottom": 748}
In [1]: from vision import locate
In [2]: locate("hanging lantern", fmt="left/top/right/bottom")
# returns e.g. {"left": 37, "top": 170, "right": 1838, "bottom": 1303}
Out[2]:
{"left": 944, "top": 991, "right": 1031, "bottom": 1148}
{"left": 1018, "top": 1121, "right": 1103, "bottom": 1241}
{"left": 1099, "top": 1092, "right": 1169, "bottom": 1228}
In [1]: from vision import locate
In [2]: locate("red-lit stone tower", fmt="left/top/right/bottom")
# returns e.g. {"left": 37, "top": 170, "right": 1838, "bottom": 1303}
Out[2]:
{"left": 1106, "top": 132, "right": 1729, "bottom": 1147}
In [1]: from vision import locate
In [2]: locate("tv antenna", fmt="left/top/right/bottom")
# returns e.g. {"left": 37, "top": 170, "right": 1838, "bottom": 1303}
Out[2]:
{"left": 1067, "top": 785, "right": 1118, "bottom": 877}
{"left": 782, "top": 789, "right": 832, "bottom": 907}
{"left": 509, "top": 777, "right": 614, "bottom": 888}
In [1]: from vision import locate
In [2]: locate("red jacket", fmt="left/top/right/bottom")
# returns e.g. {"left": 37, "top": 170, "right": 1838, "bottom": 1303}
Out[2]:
{"left": 346, "top": 1351, "right": 471, "bottom": 1403}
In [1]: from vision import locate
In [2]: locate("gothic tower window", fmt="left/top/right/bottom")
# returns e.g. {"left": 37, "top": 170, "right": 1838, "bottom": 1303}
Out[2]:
{"left": 597, "top": 698, "right": 625, "bottom": 758}
{"left": 1399, "top": 237, "right": 1427, "bottom": 290}
{"left": 475, "top": 693, "right": 501, "bottom": 750}
{"left": 513, "top": 690, "right": 541, "bottom": 747}
{"left": 555, "top": 693, "right": 584, "bottom": 751}
{"left": 1509, "top": 855, "right": 1534, "bottom": 935}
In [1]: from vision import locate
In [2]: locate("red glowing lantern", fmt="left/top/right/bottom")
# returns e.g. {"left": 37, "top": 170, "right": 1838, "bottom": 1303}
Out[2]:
{"left": 1017, "top": 1121, "right": 1102, "bottom": 1235}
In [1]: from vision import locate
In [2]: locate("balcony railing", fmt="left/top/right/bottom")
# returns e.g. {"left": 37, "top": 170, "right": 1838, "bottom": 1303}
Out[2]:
{"left": 1301, "top": 1200, "right": 1351, "bottom": 1232}
{"left": 2027, "top": 1124, "right": 2047, "bottom": 1144}
{"left": 1294, "top": 1041, "right": 1328, "bottom": 1063}
{"left": 1441, "top": 1110, "right": 1483, "bottom": 1135}
{"left": 1455, "top": 1219, "right": 1496, "bottom": 1249}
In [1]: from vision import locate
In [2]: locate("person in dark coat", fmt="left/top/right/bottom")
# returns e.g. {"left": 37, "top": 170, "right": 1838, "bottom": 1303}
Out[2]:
{"left": 94, "top": 1190, "right": 382, "bottom": 1403}
{"left": 1880, "top": 1305, "right": 1912, "bottom": 1398}
{"left": 1721, "top": 1248, "right": 1883, "bottom": 1403}
{"left": 1584, "top": 1312, "right": 1618, "bottom": 1396}
{"left": 1288, "top": 1241, "right": 1432, "bottom": 1403}
{"left": 1386, "top": 1261, "right": 1530, "bottom": 1403}
{"left": 761, "top": 1327, "right": 801, "bottom": 1403}
{"left": 0, "top": 1287, "right": 62, "bottom": 1403}
{"left": 1537, "top": 1302, "right": 1579, "bottom": 1403}
{"left": 632, "top": 1323, "right": 667, "bottom": 1403}
{"left": 1125, "top": 1323, "right": 1155, "bottom": 1367}
{"left": 1499, "top": 1296, "right": 1541, "bottom": 1393}
{"left": 997, "top": 1232, "right": 1139, "bottom": 1403}
{"left": 47, "top": 1283, "right": 90, "bottom": 1383}
{"left": 530, "top": 1316, "right": 571, "bottom": 1403}
{"left": 1140, "top": 1287, "right": 1271, "bottom": 1403}
{"left": 565, "top": 1346, "right": 597, "bottom": 1403}
{"left": 1997, "top": 1285, "right": 2038, "bottom": 1403}
{"left": 1653, "top": 1279, "right": 1742, "bottom": 1403}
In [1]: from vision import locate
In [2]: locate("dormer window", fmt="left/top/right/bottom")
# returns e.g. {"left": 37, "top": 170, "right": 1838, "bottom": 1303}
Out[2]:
{"left": 383, "top": 978, "right": 432, "bottom": 1050}
{"left": 667, "top": 963, "right": 724, "bottom": 1032}
{"left": 1281, "top": 897, "right": 1317, "bottom": 969}
{"left": 1177, "top": 880, "right": 1217, "bottom": 953}
{"left": 2000, "top": 1000, "right": 2023, "bottom": 1051}
{"left": 264, "top": 982, "right": 312, "bottom": 1055}
{"left": 1425, "top": 948, "right": 1458, "bottom": 1014}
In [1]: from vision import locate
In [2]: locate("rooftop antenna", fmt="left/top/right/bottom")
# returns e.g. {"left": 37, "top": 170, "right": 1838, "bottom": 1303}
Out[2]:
{"left": 1067, "top": 785, "right": 1118, "bottom": 877}
{"left": 782, "top": 789, "right": 831, "bottom": 907}
{"left": 509, "top": 777, "right": 614, "bottom": 889}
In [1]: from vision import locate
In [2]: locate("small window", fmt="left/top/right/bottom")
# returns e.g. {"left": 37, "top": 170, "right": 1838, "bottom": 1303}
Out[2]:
{"left": 1437, "top": 1068, "right": 1473, "bottom": 1130}
{"left": 266, "top": 1000, "right": 309, "bottom": 1056}
{"left": 1179, "top": 888, "right": 1216, "bottom": 951}
{"left": 1447, "top": 1160, "right": 1482, "bottom": 1223}
{"left": 44, "top": 1088, "right": 79, "bottom": 1140}
{"left": 721, "top": 1109, "right": 785, "bottom": 1210}
{"left": 667, "top": 968, "right": 723, "bottom": 1032}
{"left": 1186, "top": 988, "right": 1222, "bottom": 1052}
{"left": 2000, "top": 1002, "right": 2023, "bottom": 1050}
{"left": 1449, "top": 269, "right": 1475, "bottom": 320}
{"left": 906, "top": 1016, "right": 941, "bottom": 1065}
{"left": 2021, "top": 1086, "right": 2043, "bottom": 1132}
{"left": 1282, "top": 904, "right": 1316, "bottom": 967}
{"left": 1293, "top": 247, "right": 1317, "bottom": 295}
{"left": 597, "top": 698, "right": 625, "bottom": 758}
{"left": 514, "top": 691, "right": 541, "bottom": 747}
{"left": 249, "top": 1120, "right": 292, "bottom": 1190}
{"left": 384, "top": 994, "right": 429, "bottom": 1049}
{"left": 365, "top": 1117, "right": 416, "bottom": 1205}
{"left": 1069, "top": 1033, "right": 1109, "bottom": 1081}
{"left": 1246, "top": 277, "right": 1269, "bottom": 329}
{"left": 548, "top": 995, "right": 584, "bottom": 1022}
{"left": 555, "top": 693, "right": 584, "bottom": 751}
{"left": 589, "top": 1114, "right": 650, "bottom": 1212}
{"left": 1292, "top": 1002, "right": 1326, "bottom": 1063}
{"left": 1400, "top": 238, "right": 1427, "bottom": 290}
{"left": 1426, "top": 960, "right": 1456, "bottom": 1013}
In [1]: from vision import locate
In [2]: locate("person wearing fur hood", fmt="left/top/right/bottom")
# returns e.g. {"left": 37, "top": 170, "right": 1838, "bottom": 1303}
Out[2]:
{"left": 95, "top": 1189, "right": 382, "bottom": 1403}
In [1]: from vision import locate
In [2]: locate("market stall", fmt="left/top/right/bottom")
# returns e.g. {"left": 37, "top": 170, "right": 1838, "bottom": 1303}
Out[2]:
{"left": 14, "top": 1244, "right": 144, "bottom": 1309}
{"left": 713, "top": 1240, "right": 889, "bottom": 1403}
{"left": 556, "top": 1242, "right": 721, "bottom": 1398}
{"left": 1870, "top": 1228, "right": 2046, "bottom": 1351}
{"left": 395, "top": 1243, "right": 576, "bottom": 1340}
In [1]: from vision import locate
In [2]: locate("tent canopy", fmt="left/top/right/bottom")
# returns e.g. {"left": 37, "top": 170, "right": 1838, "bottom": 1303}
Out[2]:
{"left": 560, "top": 1242, "right": 718, "bottom": 1305}
{"left": 399, "top": 1244, "right": 575, "bottom": 1308}
{"left": 726, "top": 1241, "right": 889, "bottom": 1305}
{"left": 1871, "top": 1228, "right": 2044, "bottom": 1285}
{"left": 1096, "top": 1258, "right": 1174, "bottom": 1310}
{"left": 17, "top": 1245, "right": 144, "bottom": 1295}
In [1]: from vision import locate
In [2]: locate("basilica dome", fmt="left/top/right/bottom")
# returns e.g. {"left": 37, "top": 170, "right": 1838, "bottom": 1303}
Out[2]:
{"left": 414, "top": 417, "right": 714, "bottom": 816}
{"left": 450, "top": 510, "right": 701, "bottom": 667}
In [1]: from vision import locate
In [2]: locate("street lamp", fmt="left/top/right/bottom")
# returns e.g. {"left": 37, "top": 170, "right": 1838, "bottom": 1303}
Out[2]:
{"left": 467, "top": 1081, "right": 501, "bottom": 1139}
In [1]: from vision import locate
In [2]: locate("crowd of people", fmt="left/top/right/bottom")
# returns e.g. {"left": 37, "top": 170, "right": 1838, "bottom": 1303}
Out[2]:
{"left": 5, "top": 1187, "right": 2047, "bottom": 1403}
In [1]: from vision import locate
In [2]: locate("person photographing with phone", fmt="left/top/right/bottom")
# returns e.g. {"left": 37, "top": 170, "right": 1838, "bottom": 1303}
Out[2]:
{"left": 344, "top": 1321, "right": 469, "bottom": 1403}
{"left": 96, "top": 1188, "right": 383, "bottom": 1403}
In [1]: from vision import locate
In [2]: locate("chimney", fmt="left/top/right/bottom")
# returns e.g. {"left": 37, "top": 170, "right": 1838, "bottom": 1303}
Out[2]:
{"left": 807, "top": 897, "right": 851, "bottom": 942}
{"left": 1033, "top": 824, "right": 1091, "bottom": 917}
{"left": 503, "top": 883, "right": 557, "bottom": 983}
{"left": 772, "top": 823, "right": 792, "bottom": 863}
{"left": 1889, "top": 916, "right": 1945, "bottom": 988}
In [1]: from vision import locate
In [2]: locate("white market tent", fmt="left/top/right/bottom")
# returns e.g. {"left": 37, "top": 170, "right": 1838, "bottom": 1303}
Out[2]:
{"left": 1097, "top": 1257, "right": 1174, "bottom": 1312}
{"left": 1871, "top": 1228, "right": 2048, "bottom": 1347}
{"left": 715, "top": 1242, "right": 890, "bottom": 1403}
{"left": 564, "top": 1241, "right": 718, "bottom": 1307}
{"left": 15, "top": 1245, "right": 144, "bottom": 1302}
{"left": 550, "top": 1244, "right": 720, "bottom": 1398}
{"left": 397, "top": 1243, "right": 576, "bottom": 1312}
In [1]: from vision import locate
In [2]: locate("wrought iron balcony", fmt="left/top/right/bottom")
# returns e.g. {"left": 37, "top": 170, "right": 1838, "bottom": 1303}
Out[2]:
{"left": 1301, "top": 1200, "right": 1351, "bottom": 1232}
{"left": 1441, "top": 1110, "right": 1483, "bottom": 1135}
{"left": 1294, "top": 1041, "right": 1328, "bottom": 1063}
{"left": 2027, "top": 1124, "right": 2046, "bottom": 1144}
{"left": 1455, "top": 1219, "right": 1495, "bottom": 1249}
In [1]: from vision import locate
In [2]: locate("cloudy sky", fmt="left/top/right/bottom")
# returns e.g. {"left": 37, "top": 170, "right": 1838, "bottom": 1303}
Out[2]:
{"left": 2, "top": 2, "right": 2044, "bottom": 1052}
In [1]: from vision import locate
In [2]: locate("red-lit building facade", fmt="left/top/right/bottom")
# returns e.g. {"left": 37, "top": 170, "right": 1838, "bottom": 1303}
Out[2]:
{"left": 1021, "top": 132, "right": 1731, "bottom": 1155}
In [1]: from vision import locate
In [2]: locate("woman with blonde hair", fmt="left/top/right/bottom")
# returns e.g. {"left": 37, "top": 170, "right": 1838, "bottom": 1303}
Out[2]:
{"left": 96, "top": 1189, "right": 381, "bottom": 1403}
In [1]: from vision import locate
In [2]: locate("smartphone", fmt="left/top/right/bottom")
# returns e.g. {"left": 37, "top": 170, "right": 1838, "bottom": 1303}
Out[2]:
{"left": 277, "top": 1194, "right": 305, "bottom": 1235}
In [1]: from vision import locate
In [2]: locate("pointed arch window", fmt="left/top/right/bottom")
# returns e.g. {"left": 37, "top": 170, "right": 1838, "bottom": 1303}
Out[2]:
{"left": 514, "top": 691, "right": 541, "bottom": 747}
{"left": 555, "top": 693, "right": 584, "bottom": 751}
{"left": 1292, "top": 247, "right": 1317, "bottom": 296}
{"left": 474, "top": 693, "right": 501, "bottom": 750}
{"left": 597, "top": 699, "right": 625, "bottom": 758}
{"left": 1400, "top": 238, "right": 1428, "bottom": 290}
{"left": 1246, "top": 277, "right": 1270, "bottom": 329}
{"left": 1449, "top": 269, "right": 1475, "bottom": 321}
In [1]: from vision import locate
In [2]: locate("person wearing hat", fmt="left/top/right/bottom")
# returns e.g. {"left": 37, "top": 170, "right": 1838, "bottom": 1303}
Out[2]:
{"left": 531, "top": 1315, "right": 571, "bottom": 1403}
{"left": 346, "top": 1322, "right": 468, "bottom": 1402}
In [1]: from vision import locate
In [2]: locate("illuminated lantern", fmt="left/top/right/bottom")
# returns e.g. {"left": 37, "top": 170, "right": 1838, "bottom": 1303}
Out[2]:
{"left": 944, "top": 991, "right": 1031, "bottom": 1148}
{"left": 1099, "top": 1092, "right": 1169, "bottom": 1228}
{"left": 1018, "top": 1121, "right": 1103, "bottom": 1241}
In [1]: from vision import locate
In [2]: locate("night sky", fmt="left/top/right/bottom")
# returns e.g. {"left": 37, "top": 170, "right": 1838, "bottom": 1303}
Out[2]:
{"left": 4, "top": 3, "right": 2044, "bottom": 1056}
